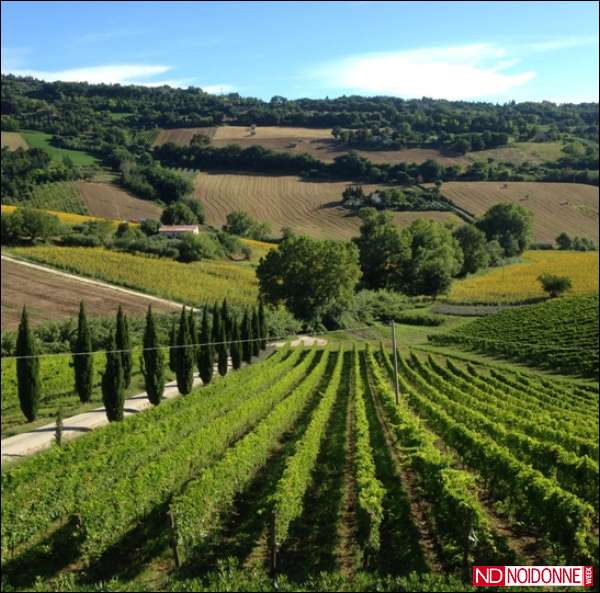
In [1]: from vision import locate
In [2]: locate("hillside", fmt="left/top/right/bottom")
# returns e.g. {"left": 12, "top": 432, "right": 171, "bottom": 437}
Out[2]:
{"left": 430, "top": 294, "right": 599, "bottom": 377}
{"left": 154, "top": 126, "right": 570, "bottom": 167}
{"left": 194, "top": 171, "right": 462, "bottom": 239}
{"left": 1, "top": 256, "right": 178, "bottom": 330}
{"left": 447, "top": 250, "right": 599, "bottom": 303}
{"left": 77, "top": 181, "right": 163, "bottom": 221}
{"left": 439, "top": 181, "right": 599, "bottom": 243}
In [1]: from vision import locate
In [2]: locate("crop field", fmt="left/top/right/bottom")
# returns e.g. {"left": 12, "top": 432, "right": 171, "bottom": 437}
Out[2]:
{"left": 447, "top": 250, "right": 599, "bottom": 303}
{"left": 77, "top": 181, "right": 163, "bottom": 221}
{"left": 0, "top": 257, "right": 178, "bottom": 331}
{"left": 1, "top": 344, "right": 597, "bottom": 591}
{"left": 438, "top": 181, "right": 599, "bottom": 243}
{"left": 7, "top": 246, "right": 259, "bottom": 307}
{"left": 20, "top": 130, "right": 99, "bottom": 166}
{"left": 431, "top": 295, "right": 599, "bottom": 377}
{"left": 193, "top": 171, "right": 462, "bottom": 240}
{"left": 153, "top": 127, "right": 218, "bottom": 146}
{"left": 1, "top": 131, "right": 28, "bottom": 150}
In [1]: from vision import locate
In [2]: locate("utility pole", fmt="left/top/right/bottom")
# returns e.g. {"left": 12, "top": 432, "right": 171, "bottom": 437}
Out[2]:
{"left": 391, "top": 321, "right": 400, "bottom": 405}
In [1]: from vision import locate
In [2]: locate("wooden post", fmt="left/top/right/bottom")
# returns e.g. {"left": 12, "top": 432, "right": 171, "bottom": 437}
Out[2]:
{"left": 268, "top": 511, "right": 277, "bottom": 575}
{"left": 391, "top": 321, "right": 400, "bottom": 405}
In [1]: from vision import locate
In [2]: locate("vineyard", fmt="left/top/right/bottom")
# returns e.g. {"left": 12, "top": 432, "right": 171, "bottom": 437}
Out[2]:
{"left": 0, "top": 347, "right": 149, "bottom": 436}
{"left": 7, "top": 246, "right": 259, "bottom": 307}
{"left": 430, "top": 294, "right": 599, "bottom": 377}
{"left": 2, "top": 342, "right": 597, "bottom": 591}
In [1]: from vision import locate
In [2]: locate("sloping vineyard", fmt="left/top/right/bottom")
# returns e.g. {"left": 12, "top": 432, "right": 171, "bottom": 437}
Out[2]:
{"left": 429, "top": 295, "right": 599, "bottom": 377}
{"left": 1, "top": 342, "right": 598, "bottom": 591}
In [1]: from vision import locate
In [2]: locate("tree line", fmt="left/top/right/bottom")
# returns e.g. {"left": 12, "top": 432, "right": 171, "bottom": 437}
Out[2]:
{"left": 13, "top": 299, "right": 268, "bottom": 424}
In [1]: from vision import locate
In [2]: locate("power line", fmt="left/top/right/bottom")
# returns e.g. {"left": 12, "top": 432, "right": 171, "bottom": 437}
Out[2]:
{"left": 1, "top": 325, "right": 374, "bottom": 361}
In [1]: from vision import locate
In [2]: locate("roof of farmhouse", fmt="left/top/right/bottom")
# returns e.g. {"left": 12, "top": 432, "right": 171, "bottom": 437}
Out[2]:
{"left": 158, "top": 225, "right": 199, "bottom": 232}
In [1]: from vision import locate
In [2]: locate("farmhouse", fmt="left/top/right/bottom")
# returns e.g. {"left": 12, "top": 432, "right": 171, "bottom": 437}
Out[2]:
{"left": 158, "top": 224, "right": 200, "bottom": 238}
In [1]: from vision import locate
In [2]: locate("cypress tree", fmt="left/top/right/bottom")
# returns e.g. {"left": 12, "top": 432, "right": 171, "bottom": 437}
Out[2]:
{"left": 188, "top": 308, "right": 198, "bottom": 360}
{"left": 198, "top": 304, "right": 213, "bottom": 384}
{"left": 72, "top": 300, "right": 93, "bottom": 403}
{"left": 241, "top": 309, "right": 252, "bottom": 365}
{"left": 258, "top": 300, "right": 267, "bottom": 350}
{"left": 176, "top": 306, "right": 194, "bottom": 394}
{"left": 217, "top": 316, "right": 228, "bottom": 376}
{"left": 102, "top": 331, "right": 125, "bottom": 422}
{"left": 251, "top": 307, "right": 260, "bottom": 357}
{"left": 211, "top": 302, "right": 221, "bottom": 356}
{"left": 221, "top": 298, "right": 232, "bottom": 345}
{"left": 169, "top": 318, "right": 177, "bottom": 373}
{"left": 115, "top": 306, "right": 132, "bottom": 388}
{"left": 230, "top": 316, "right": 242, "bottom": 370}
{"left": 142, "top": 305, "right": 165, "bottom": 405}
{"left": 16, "top": 306, "right": 40, "bottom": 422}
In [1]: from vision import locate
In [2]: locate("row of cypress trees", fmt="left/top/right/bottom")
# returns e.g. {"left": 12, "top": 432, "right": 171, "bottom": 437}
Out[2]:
{"left": 170, "top": 299, "right": 268, "bottom": 393}
{"left": 13, "top": 299, "right": 268, "bottom": 424}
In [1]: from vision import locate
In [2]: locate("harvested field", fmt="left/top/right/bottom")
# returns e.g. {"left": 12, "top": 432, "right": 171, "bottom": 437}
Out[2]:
{"left": 194, "top": 172, "right": 462, "bottom": 240}
{"left": 438, "top": 181, "right": 599, "bottom": 243}
{"left": 1, "top": 257, "right": 177, "bottom": 330}
{"left": 154, "top": 126, "right": 567, "bottom": 168}
{"left": 77, "top": 181, "right": 163, "bottom": 221}
{"left": 153, "top": 127, "right": 217, "bottom": 146}
{"left": 1, "top": 131, "right": 28, "bottom": 150}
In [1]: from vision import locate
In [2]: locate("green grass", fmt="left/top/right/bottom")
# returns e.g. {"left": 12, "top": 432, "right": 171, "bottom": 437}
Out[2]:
{"left": 20, "top": 130, "right": 99, "bottom": 166}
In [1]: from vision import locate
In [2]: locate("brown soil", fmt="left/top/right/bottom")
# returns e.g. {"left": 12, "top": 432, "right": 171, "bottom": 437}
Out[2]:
{"left": 1, "top": 258, "right": 177, "bottom": 330}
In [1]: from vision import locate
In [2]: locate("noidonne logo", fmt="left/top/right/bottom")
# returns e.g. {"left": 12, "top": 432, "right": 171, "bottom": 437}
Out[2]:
{"left": 472, "top": 566, "right": 594, "bottom": 587}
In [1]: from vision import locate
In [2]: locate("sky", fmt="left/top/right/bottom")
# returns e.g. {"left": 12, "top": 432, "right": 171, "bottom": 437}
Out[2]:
{"left": 2, "top": 1, "right": 599, "bottom": 103}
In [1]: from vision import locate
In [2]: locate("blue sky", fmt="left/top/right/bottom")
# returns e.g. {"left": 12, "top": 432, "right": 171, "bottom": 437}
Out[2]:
{"left": 2, "top": 1, "right": 598, "bottom": 102}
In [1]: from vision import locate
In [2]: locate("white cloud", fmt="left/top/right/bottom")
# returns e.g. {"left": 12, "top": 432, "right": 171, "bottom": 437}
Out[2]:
{"left": 5, "top": 64, "right": 172, "bottom": 85}
{"left": 201, "top": 84, "right": 236, "bottom": 94}
{"left": 523, "top": 36, "right": 599, "bottom": 53}
{"left": 312, "top": 43, "right": 536, "bottom": 100}
{"left": 3, "top": 63, "right": 237, "bottom": 93}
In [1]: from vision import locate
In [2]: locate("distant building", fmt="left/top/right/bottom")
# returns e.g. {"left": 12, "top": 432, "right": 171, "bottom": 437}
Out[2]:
{"left": 158, "top": 225, "right": 200, "bottom": 238}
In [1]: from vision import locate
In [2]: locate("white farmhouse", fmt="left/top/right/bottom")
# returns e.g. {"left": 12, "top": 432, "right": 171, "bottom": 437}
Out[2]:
{"left": 158, "top": 225, "right": 200, "bottom": 238}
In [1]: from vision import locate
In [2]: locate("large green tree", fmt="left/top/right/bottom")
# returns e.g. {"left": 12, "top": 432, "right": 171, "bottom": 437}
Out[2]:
{"left": 142, "top": 305, "right": 165, "bottom": 405}
{"left": 102, "top": 331, "right": 125, "bottom": 422}
{"left": 216, "top": 315, "right": 228, "bottom": 376}
{"left": 16, "top": 306, "right": 40, "bottom": 422}
{"left": 476, "top": 202, "right": 533, "bottom": 256}
{"left": 168, "top": 318, "right": 177, "bottom": 373}
{"left": 72, "top": 301, "right": 93, "bottom": 403}
{"left": 453, "top": 224, "right": 490, "bottom": 276}
{"left": 257, "top": 234, "right": 361, "bottom": 326}
{"left": 353, "top": 208, "right": 411, "bottom": 290}
{"left": 403, "top": 219, "right": 463, "bottom": 296}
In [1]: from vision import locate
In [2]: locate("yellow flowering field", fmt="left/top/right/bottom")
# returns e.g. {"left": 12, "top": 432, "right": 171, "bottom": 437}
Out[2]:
{"left": 1, "top": 204, "right": 126, "bottom": 229}
{"left": 448, "top": 250, "right": 599, "bottom": 303}
{"left": 9, "top": 246, "right": 259, "bottom": 306}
